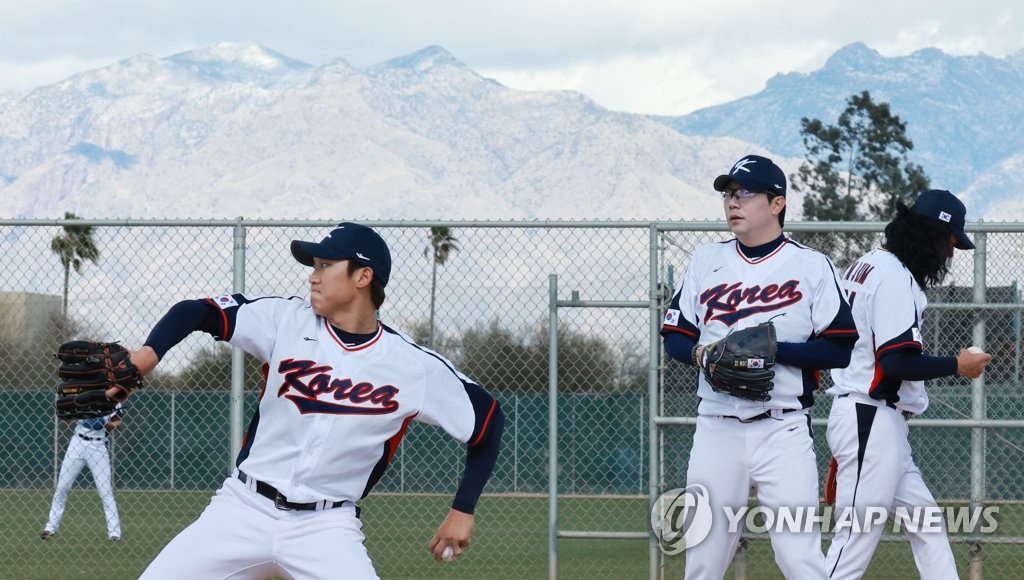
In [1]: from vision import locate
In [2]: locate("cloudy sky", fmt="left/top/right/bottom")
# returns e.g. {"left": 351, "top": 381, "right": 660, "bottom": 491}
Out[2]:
{"left": 1, "top": 1, "right": 1021, "bottom": 115}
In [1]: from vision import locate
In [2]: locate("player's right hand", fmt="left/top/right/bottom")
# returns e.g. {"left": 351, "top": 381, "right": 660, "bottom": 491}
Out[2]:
{"left": 105, "top": 346, "right": 159, "bottom": 400}
{"left": 956, "top": 348, "right": 992, "bottom": 379}
{"left": 129, "top": 346, "right": 160, "bottom": 376}
{"left": 428, "top": 509, "right": 474, "bottom": 561}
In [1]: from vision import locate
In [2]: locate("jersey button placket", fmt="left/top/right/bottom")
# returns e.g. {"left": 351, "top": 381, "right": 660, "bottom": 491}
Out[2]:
{"left": 292, "top": 415, "right": 332, "bottom": 495}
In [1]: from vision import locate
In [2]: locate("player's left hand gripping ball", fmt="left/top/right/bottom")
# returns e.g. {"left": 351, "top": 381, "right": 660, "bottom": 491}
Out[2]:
{"left": 54, "top": 341, "right": 143, "bottom": 419}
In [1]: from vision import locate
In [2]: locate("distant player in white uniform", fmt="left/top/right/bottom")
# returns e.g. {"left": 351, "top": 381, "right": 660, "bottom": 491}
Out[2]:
{"left": 825, "top": 190, "right": 991, "bottom": 579}
{"left": 127, "top": 222, "right": 504, "bottom": 579}
{"left": 661, "top": 155, "right": 858, "bottom": 578}
{"left": 41, "top": 404, "right": 124, "bottom": 541}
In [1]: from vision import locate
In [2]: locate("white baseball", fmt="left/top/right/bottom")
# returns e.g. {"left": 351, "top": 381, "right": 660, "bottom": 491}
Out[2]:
{"left": 967, "top": 346, "right": 985, "bottom": 354}
{"left": 441, "top": 546, "right": 454, "bottom": 561}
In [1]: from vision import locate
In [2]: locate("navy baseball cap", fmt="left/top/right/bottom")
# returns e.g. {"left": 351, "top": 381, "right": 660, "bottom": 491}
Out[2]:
{"left": 909, "top": 189, "right": 974, "bottom": 250}
{"left": 713, "top": 154, "right": 787, "bottom": 197}
{"left": 291, "top": 222, "right": 392, "bottom": 287}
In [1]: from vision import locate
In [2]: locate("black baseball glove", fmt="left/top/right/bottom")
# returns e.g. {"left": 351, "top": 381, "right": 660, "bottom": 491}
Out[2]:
{"left": 54, "top": 341, "right": 143, "bottom": 419}
{"left": 694, "top": 322, "right": 777, "bottom": 401}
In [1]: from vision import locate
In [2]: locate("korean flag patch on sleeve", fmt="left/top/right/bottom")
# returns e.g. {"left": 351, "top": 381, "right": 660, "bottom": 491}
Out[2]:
{"left": 664, "top": 309, "right": 681, "bottom": 326}
{"left": 212, "top": 295, "right": 239, "bottom": 310}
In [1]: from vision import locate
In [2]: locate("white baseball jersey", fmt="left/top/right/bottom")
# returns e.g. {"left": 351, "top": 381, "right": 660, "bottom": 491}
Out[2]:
{"left": 829, "top": 249, "right": 929, "bottom": 415}
{"left": 213, "top": 294, "right": 488, "bottom": 504}
{"left": 662, "top": 238, "right": 852, "bottom": 418}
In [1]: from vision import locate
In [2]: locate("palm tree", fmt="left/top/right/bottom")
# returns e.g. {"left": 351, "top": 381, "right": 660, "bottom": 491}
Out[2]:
{"left": 50, "top": 212, "right": 100, "bottom": 315}
{"left": 424, "top": 227, "right": 459, "bottom": 348}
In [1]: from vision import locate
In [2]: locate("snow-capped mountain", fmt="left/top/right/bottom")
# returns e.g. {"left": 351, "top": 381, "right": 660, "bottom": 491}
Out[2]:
{"left": 2, "top": 41, "right": 1022, "bottom": 221}
{"left": 662, "top": 42, "right": 1024, "bottom": 218}
{"left": 4, "top": 41, "right": 1022, "bottom": 362}
{"left": 0, "top": 42, "right": 756, "bottom": 221}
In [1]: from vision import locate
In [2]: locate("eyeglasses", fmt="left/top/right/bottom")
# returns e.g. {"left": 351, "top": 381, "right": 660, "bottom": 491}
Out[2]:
{"left": 720, "top": 188, "right": 766, "bottom": 200}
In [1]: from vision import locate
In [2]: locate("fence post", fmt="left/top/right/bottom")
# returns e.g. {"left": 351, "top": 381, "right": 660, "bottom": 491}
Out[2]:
{"left": 548, "top": 274, "right": 559, "bottom": 580}
{"left": 229, "top": 219, "right": 247, "bottom": 471}
{"left": 969, "top": 229, "right": 987, "bottom": 580}
{"left": 648, "top": 225, "right": 662, "bottom": 580}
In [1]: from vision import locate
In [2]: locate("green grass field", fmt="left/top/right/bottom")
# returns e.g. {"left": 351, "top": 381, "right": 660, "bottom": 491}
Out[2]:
{"left": 3, "top": 490, "right": 1024, "bottom": 579}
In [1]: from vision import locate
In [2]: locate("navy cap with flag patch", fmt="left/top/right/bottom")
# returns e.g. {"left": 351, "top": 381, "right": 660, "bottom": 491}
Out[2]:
{"left": 713, "top": 154, "right": 787, "bottom": 197}
{"left": 909, "top": 189, "right": 974, "bottom": 250}
{"left": 291, "top": 222, "right": 392, "bottom": 287}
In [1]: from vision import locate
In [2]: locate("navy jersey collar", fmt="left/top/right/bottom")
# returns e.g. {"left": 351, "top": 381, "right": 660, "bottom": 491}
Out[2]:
{"left": 738, "top": 234, "right": 785, "bottom": 260}
{"left": 330, "top": 324, "right": 380, "bottom": 347}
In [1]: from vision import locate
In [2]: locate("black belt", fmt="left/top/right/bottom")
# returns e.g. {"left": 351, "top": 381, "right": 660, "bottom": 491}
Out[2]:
{"left": 723, "top": 408, "right": 800, "bottom": 423}
{"left": 838, "top": 394, "right": 913, "bottom": 420}
{"left": 77, "top": 433, "right": 106, "bottom": 441}
{"left": 237, "top": 472, "right": 358, "bottom": 515}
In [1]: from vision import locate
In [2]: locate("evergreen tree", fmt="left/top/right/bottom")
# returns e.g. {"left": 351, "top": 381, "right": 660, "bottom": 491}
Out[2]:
{"left": 792, "top": 91, "right": 930, "bottom": 265}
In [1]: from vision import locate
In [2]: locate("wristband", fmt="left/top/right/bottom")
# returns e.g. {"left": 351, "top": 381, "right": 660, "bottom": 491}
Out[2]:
{"left": 691, "top": 344, "right": 703, "bottom": 367}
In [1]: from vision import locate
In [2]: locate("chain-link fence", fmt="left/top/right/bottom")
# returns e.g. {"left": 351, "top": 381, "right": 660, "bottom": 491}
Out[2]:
{"left": 0, "top": 218, "right": 1022, "bottom": 579}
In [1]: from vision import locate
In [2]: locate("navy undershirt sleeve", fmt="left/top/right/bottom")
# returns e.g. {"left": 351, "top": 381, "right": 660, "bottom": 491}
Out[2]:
{"left": 666, "top": 329, "right": 853, "bottom": 370}
{"left": 143, "top": 299, "right": 224, "bottom": 359}
{"left": 879, "top": 350, "right": 958, "bottom": 381}
{"left": 775, "top": 298, "right": 857, "bottom": 369}
{"left": 452, "top": 391, "right": 505, "bottom": 514}
{"left": 664, "top": 332, "right": 698, "bottom": 365}
{"left": 776, "top": 336, "right": 856, "bottom": 370}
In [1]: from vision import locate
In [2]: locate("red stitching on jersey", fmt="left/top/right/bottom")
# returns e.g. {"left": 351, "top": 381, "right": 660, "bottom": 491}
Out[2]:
{"left": 869, "top": 362, "right": 885, "bottom": 393}
{"left": 820, "top": 328, "right": 858, "bottom": 336}
{"left": 386, "top": 413, "right": 417, "bottom": 463}
{"left": 869, "top": 334, "right": 884, "bottom": 393}
{"left": 470, "top": 399, "right": 498, "bottom": 447}
{"left": 324, "top": 320, "right": 383, "bottom": 351}
{"left": 877, "top": 340, "right": 921, "bottom": 355}
{"left": 870, "top": 340, "right": 922, "bottom": 394}
{"left": 205, "top": 298, "right": 230, "bottom": 339}
{"left": 661, "top": 326, "right": 697, "bottom": 338}
{"left": 734, "top": 239, "right": 788, "bottom": 265}
{"left": 240, "top": 364, "right": 271, "bottom": 452}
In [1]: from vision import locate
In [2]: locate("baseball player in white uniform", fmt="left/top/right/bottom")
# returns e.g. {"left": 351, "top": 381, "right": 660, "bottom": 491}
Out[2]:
{"left": 662, "top": 155, "right": 858, "bottom": 578}
{"left": 128, "top": 222, "right": 504, "bottom": 580}
{"left": 825, "top": 190, "right": 992, "bottom": 579}
{"left": 41, "top": 404, "right": 124, "bottom": 541}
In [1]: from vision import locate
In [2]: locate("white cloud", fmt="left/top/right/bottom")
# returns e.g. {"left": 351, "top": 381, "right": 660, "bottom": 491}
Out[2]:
{"left": 0, "top": 0, "right": 1021, "bottom": 113}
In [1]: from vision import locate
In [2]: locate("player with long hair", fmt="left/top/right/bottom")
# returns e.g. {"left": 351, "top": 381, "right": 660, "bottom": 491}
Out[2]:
{"left": 825, "top": 190, "right": 992, "bottom": 579}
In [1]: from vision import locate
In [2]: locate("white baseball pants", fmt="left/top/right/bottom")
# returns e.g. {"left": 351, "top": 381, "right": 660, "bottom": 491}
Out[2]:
{"left": 825, "top": 394, "right": 958, "bottom": 579}
{"left": 140, "top": 475, "right": 377, "bottom": 580}
{"left": 44, "top": 434, "right": 121, "bottom": 538}
{"left": 684, "top": 411, "right": 826, "bottom": 579}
